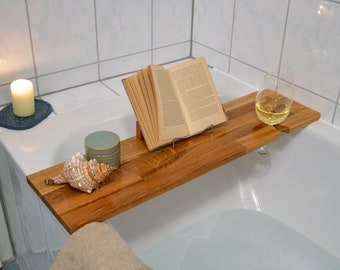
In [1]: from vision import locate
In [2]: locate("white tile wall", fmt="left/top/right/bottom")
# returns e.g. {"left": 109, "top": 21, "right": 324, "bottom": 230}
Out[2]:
{"left": 152, "top": 42, "right": 191, "bottom": 64}
{"left": 38, "top": 64, "right": 99, "bottom": 95}
{"left": 192, "top": 0, "right": 340, "bottom": 128}
{"left": 41, "top": 82, "right": 119, "bottom": 114}
{"left": 0, "top": 0, "right": 339, "bottom": 124}
{"left": 281, "top": 0, "right": 340, "bottom": 101}
{"left": 0, "top": 0, "right": 35, "bottom": 101}
{"left": 0, "top": 1, "right": 340, "bottom": 267}
{"left": 99, "top": 51, "right": 152, "bottom": 80}
{"left": 193, "top": 0, "right": 234, "bottom": 56}
{"left": 0, "top": 0, "right": 192, "bottom": 101}
{"left": 96, "top": 0, "right": 152, "bottom": 60}
{"left": 233, "top": 0, "right": 288, "bottom": 73}
{"left": 153, "top": 0, "right": 192, "bottom": 49}
{"left": 28, "top": 0, "right": 97, "bottom": 76}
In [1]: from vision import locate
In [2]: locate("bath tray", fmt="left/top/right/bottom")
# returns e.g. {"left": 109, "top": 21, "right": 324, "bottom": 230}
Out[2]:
{"left": 27, "top": 92, "right": 320, "bottom": 233}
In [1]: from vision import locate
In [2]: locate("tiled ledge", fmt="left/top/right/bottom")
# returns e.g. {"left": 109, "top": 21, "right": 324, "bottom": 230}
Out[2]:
{"left": 41, "top": 81, "right": 120, "bottom": 115}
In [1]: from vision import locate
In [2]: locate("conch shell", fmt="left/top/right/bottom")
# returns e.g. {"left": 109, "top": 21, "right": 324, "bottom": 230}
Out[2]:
{"left": 45, "top": 152, "right": 115, "bottom": 193}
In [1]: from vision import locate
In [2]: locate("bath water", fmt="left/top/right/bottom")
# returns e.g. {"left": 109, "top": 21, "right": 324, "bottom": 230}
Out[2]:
{"left": 141, "top": 209, "right": 340, "bottom": 269}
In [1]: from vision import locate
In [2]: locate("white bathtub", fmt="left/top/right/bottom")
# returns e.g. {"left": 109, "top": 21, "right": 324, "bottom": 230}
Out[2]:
{"left": 105, "top": 118, "right": 340, "bottom": 266}
{"left": 1, "top": 89, "right": 339, "bottom": 268}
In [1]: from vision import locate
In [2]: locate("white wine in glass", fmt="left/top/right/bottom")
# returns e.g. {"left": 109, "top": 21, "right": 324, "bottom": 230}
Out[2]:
{"left": 252, "top": 72, "right": 294, "bottom": 163}
{"left": 255, "top": 73, "right": 294, "bottom": 126}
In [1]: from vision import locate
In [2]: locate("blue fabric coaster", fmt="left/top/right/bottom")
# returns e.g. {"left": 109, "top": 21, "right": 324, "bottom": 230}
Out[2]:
{"left": 0, "top": 99, "right": 53, "bottom": 130}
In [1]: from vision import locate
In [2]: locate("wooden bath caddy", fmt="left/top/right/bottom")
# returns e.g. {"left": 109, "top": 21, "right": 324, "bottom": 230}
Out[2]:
{"left": 27, "top": 92, "right": 320, "bottom": 233}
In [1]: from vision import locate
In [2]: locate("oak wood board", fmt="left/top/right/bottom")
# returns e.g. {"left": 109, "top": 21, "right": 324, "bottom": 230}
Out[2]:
{"left": 27, "top": 92, "right": 320, "bottom": 233}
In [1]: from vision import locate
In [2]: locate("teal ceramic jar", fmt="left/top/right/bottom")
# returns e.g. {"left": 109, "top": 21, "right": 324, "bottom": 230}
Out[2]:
{"left": 84, "top": 130, "right": 120, "bottom": 168}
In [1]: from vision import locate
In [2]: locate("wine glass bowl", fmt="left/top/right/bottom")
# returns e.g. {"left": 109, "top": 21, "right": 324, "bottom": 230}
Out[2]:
{"left": 255, "top": 73, "right": 294, "bottom": 126}
{"left": 252, "top": 72, "right": 294, "bottom": 164}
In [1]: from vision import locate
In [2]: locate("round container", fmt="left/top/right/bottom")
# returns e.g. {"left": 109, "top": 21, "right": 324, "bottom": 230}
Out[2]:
{"left": 84, "top": 131, "right": 120, "bottom": 167}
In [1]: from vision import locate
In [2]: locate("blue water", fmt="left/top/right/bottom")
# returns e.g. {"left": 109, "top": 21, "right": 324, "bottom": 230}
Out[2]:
{"left": 141, "top": 209, "right": 340, "bottom": 269}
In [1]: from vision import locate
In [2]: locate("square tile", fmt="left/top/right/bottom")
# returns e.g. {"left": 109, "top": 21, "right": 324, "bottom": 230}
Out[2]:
{"left": 37, "top": 64, "right": 98, "bottom": 95}
{"left": 153, "top": 0, "right": 192, "bottom": 48}
{"left": 28, "top": 0, "right": 97, "bottom": 75}
{"left": 41, "top": 82, "right": 118, "bottom": 114}
{"left": 99, "top": 51, "right": 151, "bottom": 80}
{"left": 192, "top": 43, "right": 229, "bottom": 74}
{"left": 232, "top": 0, "right": 288, "bottom": 72}
{"left": 0, "top": 0, "right": 35, "bottom": 84}
{"left": 152, "top": 42, "right": 191, "bottom": 64}
{"left": 96, "top": 0, "right": 151, "bottom": 60}
{"left": 281, "top": 0, "right": 340, "bottom": 101}
{"left": 193, "top": 0, "right": 234, "bottom": 55}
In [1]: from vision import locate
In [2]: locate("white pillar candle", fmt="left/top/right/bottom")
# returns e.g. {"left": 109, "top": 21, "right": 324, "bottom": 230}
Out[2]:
{"left": 10, "top": 79, "right": 35, "bottom": 117}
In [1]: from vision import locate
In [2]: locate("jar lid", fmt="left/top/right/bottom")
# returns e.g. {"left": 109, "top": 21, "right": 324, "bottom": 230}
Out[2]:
{"left": 85, "top": 131, "right": 120, "bottom": 151}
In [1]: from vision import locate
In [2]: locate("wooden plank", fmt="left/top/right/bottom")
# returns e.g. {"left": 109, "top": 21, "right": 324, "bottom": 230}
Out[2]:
{"left": 27, "top": 92, "right": 320, "bottom": 233}
{"left": 276, "top": 99, "right": 321, "bottom": 133}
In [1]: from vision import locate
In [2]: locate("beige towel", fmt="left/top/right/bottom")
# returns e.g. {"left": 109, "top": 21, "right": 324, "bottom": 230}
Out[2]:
{"left": 50, "top": 222, "right": 152, "bottom": 270}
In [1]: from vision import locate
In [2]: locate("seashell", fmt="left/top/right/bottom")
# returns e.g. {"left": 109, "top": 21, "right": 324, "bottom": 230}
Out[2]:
{"left": 45, "top": 152, "right": 115, "bottom": 193}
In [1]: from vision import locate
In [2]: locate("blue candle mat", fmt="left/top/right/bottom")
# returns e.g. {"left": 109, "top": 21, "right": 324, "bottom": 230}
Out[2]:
{"left": 0, "top": 99, "right": 53, "bottom": 130}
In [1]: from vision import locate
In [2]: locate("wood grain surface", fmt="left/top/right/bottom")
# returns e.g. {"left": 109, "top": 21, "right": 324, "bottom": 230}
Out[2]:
{"left": 27, "top": 92, "right": 320, "bottom": 233}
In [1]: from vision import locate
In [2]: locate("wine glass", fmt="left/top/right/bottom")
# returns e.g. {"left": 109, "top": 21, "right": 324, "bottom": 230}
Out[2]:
{"left": 252, "top": 72, "right": 294, "bottom": 163}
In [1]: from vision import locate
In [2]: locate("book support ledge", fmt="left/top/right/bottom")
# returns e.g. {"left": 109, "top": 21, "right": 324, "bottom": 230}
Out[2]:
{"left": 27, "top": 92, "right": 320, "bottom": 234}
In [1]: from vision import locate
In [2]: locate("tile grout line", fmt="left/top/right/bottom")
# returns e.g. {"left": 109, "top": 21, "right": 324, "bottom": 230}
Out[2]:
{"left": 24, "top": 0, "right": 41, "bottom": 97}
{"left": 228, "top": 0, "right": 237, "bottom": 74}
{"left": 331, "top": 87, "right": 340, "bottom": 123}
{"left": 277, "top": 0, "right": 290, "bottom": 76}
{"left": 151, "top": 0, "right": 154, "bottom": 64}
{"left": 189, "top": 0, "right": 195, "bottom": 57}
{"left": 93, "top": 0, "right": 101, "bottom": 81}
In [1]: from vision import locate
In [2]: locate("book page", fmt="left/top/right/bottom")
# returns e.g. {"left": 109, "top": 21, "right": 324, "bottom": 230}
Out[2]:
{"left": 122, "top": 76, "right": 158, "bottom": 150}
{"left": 168, "top": 57, "right": 227, "bottom": 134}
{"left": 122, "top": 57, "right": 227, "bottom": 151}
{"left": 137, "top": 70, "right": 157, "bottom": 131}
{"left": 148, "top": 65, "right": 189, "bottom": 140}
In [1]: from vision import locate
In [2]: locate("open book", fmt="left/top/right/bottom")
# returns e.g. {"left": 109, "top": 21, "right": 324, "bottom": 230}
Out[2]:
{"left": 122, "top": 57, "right": 227, "bottom": 151}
